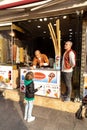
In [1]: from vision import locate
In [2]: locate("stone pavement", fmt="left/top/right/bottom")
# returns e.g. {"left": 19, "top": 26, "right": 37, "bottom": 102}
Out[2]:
{"left": 0, "top": 92, "right": 87, "bottom": 130}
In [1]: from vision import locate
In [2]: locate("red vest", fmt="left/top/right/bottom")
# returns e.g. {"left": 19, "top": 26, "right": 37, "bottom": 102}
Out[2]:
{"left": 64, "top": 49, "right": 76, "bottom": 69}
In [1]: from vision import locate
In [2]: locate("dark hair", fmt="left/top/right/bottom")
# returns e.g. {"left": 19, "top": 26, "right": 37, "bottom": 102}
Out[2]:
{"left": 25, "top": 71, "right": 34, "bottom": 80}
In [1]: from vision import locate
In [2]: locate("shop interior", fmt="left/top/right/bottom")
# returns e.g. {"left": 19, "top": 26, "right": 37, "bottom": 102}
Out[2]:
{"left": 0, "top": 12, "right": 84, "bottom": 64}
{"left": 13, "top": 13, "right": 81, "bottom": 61}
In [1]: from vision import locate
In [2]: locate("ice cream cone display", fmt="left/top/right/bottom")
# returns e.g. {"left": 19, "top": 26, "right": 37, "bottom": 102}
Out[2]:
{"left": 48, "top": 72, "right": 55, "bottom": 83}
{"left": 48, "top": 23, "right": 58, "bottom": 55}
{"left": 56, "top": 19, "right": 61, "bottom": 56}
{"left": 48, "top": 19, "right": 61, "bottom": 69}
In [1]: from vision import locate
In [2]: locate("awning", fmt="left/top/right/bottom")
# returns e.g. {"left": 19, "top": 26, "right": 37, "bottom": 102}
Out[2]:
{"left": 0, "top": 0, "right": 40, "bottom": 9}
{"left": 0, "top": 0, "right": 87, "bottom": 23}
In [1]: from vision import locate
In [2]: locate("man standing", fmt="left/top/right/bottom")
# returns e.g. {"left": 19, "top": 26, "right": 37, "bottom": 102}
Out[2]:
{"left": 61, "top": 41, "right": 76, "bottom": 101}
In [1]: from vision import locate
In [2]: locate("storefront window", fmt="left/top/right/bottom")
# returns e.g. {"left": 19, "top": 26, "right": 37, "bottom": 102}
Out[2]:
{"left": 0, "top": 25, "right": 12, "bottom": 64}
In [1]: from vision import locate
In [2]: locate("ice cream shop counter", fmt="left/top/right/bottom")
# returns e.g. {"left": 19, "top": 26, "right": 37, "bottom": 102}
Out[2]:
{"left": 20, "top": 67, "right": 61, "bottom": 98}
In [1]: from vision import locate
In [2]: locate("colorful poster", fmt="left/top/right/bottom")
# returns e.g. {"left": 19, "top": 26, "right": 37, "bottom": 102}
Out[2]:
{"left": 0, "top": 65, "right": 13, "bottom": 89}
{"left": 20, "top": 68, "right": 61, "bottom": 98}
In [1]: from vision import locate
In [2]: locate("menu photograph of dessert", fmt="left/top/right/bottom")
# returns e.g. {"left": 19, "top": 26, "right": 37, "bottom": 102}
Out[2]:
{"left": 48, "top": 72, "right": 55, "bottom": 83}
{"left": 0, "top": 65, "right": 13, "bottom": 89}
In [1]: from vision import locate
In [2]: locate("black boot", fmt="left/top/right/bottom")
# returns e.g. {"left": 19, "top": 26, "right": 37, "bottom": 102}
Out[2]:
{"left": 85, "top": 108, "right": 87, "bottom": 118}
{"left": 75, "top": 105, "right": 83, "bottom": 119}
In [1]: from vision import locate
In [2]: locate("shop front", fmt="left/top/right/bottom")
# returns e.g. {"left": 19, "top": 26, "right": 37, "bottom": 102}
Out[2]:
{"left": 11, "top": 13, "right": 83, "bottom": 100}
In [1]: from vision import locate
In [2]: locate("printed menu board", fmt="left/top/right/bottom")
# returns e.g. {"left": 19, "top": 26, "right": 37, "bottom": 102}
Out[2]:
{"left": 20, "top": 68, "right": 60, "bottom": 98}
{"left": 0, "top": 65, "right": 13, "bottom": 89}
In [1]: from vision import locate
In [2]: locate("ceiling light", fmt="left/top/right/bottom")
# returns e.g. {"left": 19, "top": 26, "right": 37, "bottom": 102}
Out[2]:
{"left": 69, "top": 29, "right": 72, "bottom": 31}
{"left": 81, "top": 10, "right": 84, "bottom": 15}
{"left": 39, "top": 18, "right": 43, "bottom": 22}
{"left": 37, "top": 25, "right": 41, "bottom": 28}
{"left": 44, "top": 18, "right": 47, "bottom": 21}
{"left": 9, "top": 31, "right": 15, "bottom": 37}
{"left": 70, "top": 32, "right": 73, "bottom": 34}
{"left": 49, "top": 17, "right": 53, "bottom": 20}
{"left": 28, "top": 20, "right": 31, "bottom": 22}
{"left": 63, "top": 16, "right": 67, "bottom": 19}
{"left": 54, "top": 24, "right": 56, "bottom": 26}
{"left": 54, "top": 17, "right": 58, "bottom": 19}
{"left": 43, "top": 31, "right": 46, "bottom": 34}
{"left": 76, "top": 10, "right": 80, "bottom": 15}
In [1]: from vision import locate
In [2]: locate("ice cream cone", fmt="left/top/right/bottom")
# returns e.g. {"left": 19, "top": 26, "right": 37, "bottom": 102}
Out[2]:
{"left": 48, "top": 73, "right": 55, "bottom": 83}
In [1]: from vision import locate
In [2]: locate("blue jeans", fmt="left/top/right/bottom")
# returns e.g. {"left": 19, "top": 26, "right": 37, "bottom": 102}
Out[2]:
{"left": 61, "top": 72, "right": 72, "bottom": 98}
{"left": 24, "top": 100, "right": 34, "bottom": 119}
